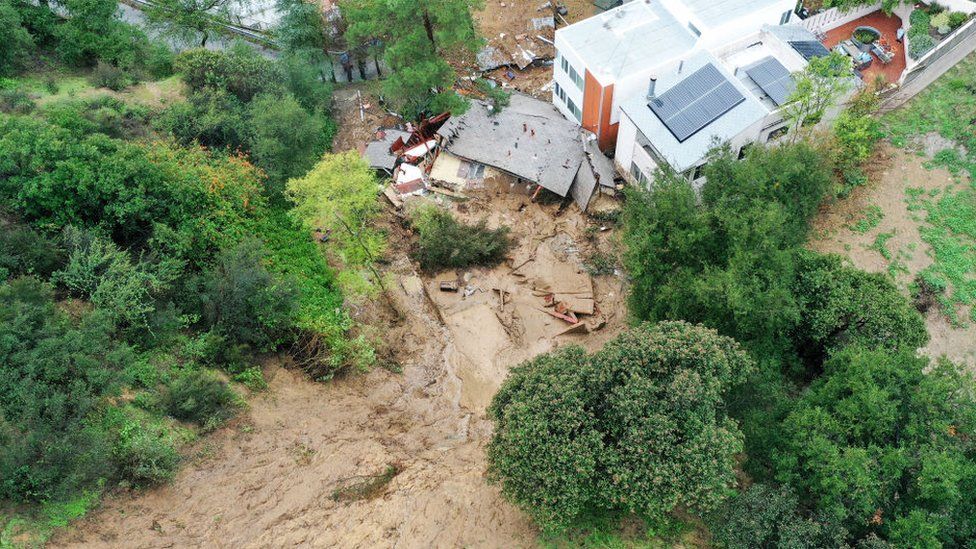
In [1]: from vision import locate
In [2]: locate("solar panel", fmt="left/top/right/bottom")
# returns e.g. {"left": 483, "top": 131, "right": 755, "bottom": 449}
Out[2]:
{"left": 648, "top": 63, "right": 745, "bottom": 143}
{"left": 789, "top": 40, "right": 831, "bottom": 61}
{"left": 745, "top": 57, "right": 795, "bottom": 106}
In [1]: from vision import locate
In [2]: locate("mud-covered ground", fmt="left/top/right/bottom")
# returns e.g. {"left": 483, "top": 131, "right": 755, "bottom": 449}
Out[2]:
{"left": 53, "top": 184, "right": 627, "bottom": 548}
{"left": 809, "top": 145, "right": 976, "bottom": 367}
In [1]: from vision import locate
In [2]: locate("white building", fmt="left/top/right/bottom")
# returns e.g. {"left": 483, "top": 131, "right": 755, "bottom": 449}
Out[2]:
{"left": 551, "top": 0, "right": 833, "bottom": 185}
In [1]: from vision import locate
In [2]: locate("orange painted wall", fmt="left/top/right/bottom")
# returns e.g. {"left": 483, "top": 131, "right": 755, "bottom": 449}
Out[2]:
{"left": 582, "top": 70, "right": 618, "bottom": 153}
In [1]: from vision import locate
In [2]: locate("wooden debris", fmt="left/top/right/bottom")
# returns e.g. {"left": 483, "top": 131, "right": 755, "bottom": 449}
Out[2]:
{"left": 439, "top": 281, "right": 459, "bottom": 292}
{"left": 557, "top": 322, "right": 589, "bottom": 336}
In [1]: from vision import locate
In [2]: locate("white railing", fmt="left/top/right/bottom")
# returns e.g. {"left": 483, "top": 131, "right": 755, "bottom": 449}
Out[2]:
{"left": 901, "top": 15, "right": 976, "bottom": 83}
{"left": 797, "top": 3, "right": 882, "bottom": 34}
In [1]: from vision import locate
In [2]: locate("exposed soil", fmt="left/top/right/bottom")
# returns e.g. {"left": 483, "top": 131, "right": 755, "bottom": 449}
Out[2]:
{"left": 53, "top": 185, "right": 627, "bottom": 547}
{"left": 809, "top": 144, "right": 976, "bottom": 367}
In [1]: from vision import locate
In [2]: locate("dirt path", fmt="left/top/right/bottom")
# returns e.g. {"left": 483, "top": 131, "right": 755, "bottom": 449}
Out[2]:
{"left": 53, "top": 193, "right": 625, "bottom": 548}
{"left": 810, "top": 145, "right": 976, "bottom": 367}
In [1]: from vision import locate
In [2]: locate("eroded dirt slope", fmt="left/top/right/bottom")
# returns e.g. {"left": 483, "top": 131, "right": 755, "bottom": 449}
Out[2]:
{"left": 54, "top": 192, "right": 625, "bottom": 548}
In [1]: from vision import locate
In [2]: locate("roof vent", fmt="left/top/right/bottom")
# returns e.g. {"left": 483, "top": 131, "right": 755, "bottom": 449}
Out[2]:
{"left": 646, "top": 76, "right": 658, "bottom": 100}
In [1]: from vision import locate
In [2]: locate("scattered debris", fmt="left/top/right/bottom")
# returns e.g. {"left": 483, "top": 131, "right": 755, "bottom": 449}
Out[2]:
{"left": 439, "top": 281, "right": 460, "bottom": 292}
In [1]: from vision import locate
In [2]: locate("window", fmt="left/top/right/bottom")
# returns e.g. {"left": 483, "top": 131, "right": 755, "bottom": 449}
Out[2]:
{"left": 630, "top": 162, "right": 649, "bottom": 186}
{"left": 779, "top": 10, "right": 791, "bottom": 24}
{"left": 693, "top": 163, "right": 706, "bottom": 181}
{"left": 738, "top": 143, "right": 753, "bottom": 160}
{"left": 767, "top": 126, "right": 789, "bottom": 142}
{"left": 561, "top": 56, "right": 570, "bottom": 74}
{"left": 687, "top": 22, "right": 701, "bottom": 38}
{"left": 567, "top": 97, "right": 582, "bottom": 121}
{"left": 554, "top": 82, "right": 566, "bottom": 102}
{"left": 569, "top": 66, "right": 584, "bottom": 90}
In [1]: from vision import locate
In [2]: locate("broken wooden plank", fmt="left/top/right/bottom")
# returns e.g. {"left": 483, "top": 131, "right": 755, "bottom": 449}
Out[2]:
{"left": 557, "top": 322, "right": 589, "bottom": 336}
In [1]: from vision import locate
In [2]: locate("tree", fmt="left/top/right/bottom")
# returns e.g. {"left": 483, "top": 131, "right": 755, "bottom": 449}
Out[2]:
{"left": 248, "top": 92, "right": 331, "bottom": 187}
{"left": 342, "top": 0, "right": 483, "bottom": 118}
{"left": 0, "top": 0, "right": 33, "bottom": 77}
{"left": 286, "top": 151, "right": 385, "bottom": 291}
{"left": 274, "top": 0, "right": 329, "bottom": 57}
{"left": 144, "top": 0, "right": 243, "bottom": 47}
{"left": 193, "top": 238, "right": 299, "bottom": 351}
{"left": 487, "top": 321, "right": 753, "bottom": 532}
{"left": 709, "top": 483, "right": 847, "bottom": 549}
{"left": 773, "top": 347, "right": 976, "bottom": 544}
{"left": 783, "top": 51, "right": 853, "bottom": 135}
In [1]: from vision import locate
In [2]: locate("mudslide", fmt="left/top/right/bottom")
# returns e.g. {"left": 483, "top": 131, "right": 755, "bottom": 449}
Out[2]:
{"left": 53, "top": 196, "right": 625, "bottom": 548}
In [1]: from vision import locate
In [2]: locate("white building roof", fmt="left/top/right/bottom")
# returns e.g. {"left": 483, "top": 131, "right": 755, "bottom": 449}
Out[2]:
{"left": 682, "top": 0, "right": 788, "bottom": 28}
{"left": 620, "top": 51, "right": 768, "bottom": 172}
{"left": 556, "top": 1, "right": 697, "bottom": 84}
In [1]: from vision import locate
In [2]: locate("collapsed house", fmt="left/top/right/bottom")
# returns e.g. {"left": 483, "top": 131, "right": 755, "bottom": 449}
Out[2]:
{"left": 362, "top": 93, "right": 615, "bottom": 211}
{"left": 432, "top": 93, "right": 615, "bottom": 210}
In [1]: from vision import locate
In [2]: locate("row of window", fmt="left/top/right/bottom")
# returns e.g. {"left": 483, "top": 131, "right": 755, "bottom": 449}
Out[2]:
{"left": 554, "top": 82, "right": 582, "bottom": 122}
{"left": 558, "top": 54, "right": 584, "bottom": 90}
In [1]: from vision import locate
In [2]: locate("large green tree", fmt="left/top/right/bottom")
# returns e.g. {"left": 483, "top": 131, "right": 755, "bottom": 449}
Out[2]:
{"left": 0, "top": 0, "right": 33, "bottom": 76}
{"left": 487, "top": 321, "right": 753, "bottom": 532}
{"left": 341, "top": 0, "right": 482, "bottom": 118}
{"left": 773, "top": 347, "right": 976, "bottom": 546}
{"left": 144, "top": 0, "right": 243, "bottom": 47}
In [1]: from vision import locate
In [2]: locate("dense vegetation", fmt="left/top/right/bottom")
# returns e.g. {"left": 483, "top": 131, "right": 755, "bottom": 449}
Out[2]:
{"left": 613, "top": 131, "right": 974, "bottom": 546}
{"left": 488, "top": 322, "right": 752, "bottom": 533}
{"left": 409, "top": 205, "right": 512, "bottom": 270}
{"left": 0, "top": 0, "right": 362, "bottom": 538}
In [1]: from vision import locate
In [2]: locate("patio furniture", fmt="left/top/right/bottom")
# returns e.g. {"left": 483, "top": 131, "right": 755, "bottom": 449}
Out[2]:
{"left": 872, "top": 42, "right": 895, "bottom": 64}
{"left": 834, "top": 40, "right": 873, "bottom": 70}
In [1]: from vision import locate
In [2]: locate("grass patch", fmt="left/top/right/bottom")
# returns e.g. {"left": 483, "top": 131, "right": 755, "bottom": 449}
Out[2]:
{"left": 1, "top": 489, "right": 102, "bottom": 547}
{"left": 883, "top": 52, "right": 976, "bottom": 323}
{"left": 869, "top": 230, "right": 896, "bottom": 260}
{"left": 849, "top": 204, "right": 884, "bottom": 234}
{"left": 331, "top": 464, "right": 402, "bottom": 503}
{"left": 541, "top": 512, "right": 696, "bottom": 549}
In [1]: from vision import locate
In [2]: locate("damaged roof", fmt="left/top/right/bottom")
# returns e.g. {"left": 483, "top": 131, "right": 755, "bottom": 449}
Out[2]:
{"left": 363, "top": 129, "right": 411, "bottom": 171}
{"left": 437, "top": 93, "right": 586, "bottom": 197}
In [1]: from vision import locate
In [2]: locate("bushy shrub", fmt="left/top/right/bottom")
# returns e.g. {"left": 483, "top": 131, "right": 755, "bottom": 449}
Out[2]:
{"left": 174, "top": 47, "right": 283, "bottom": 102}
{"left": 909, "top": 9, "right": 931, "bottom": 29}
{"left": 909, "top": 34, "right": 935, "bottom": 60}
{"left": 948, "top": 11, "right": 969, "bottom": 29}
{"left": 54, "top": 226, "right": 172, "bottom": 329}
{"left": 931, "top": 11, "right": 951, "bottom": 34}
{"left": 161, "top": 369, "right": 238, "bottom": 426}
{"left": 709, "top": 483, "right": 846, "bottom": 549}
{"left": 488, "top": 321, "right": 753, "bottom": 532}
{"left": 112, "top": 415, "right": 180, "bottom": 486}
{"left": 410, "top": 205, "right": 512, "bottom": 270}
{"left": 0, "top": 87, "right": 35, "bottom": 114}
{"left": 0, "top": 217, "right": 64, "bottom": 279}
{"left": 193, "top": 238, "right": 300, "bottom": 351}
{"left": 153, "top": 88, "right": 250, "bottom": 150}
{"left": 89, "top": 60, "right": 130, "bottom": 91}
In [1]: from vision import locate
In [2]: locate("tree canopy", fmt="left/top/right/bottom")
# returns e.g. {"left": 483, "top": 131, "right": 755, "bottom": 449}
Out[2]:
{"left": 341, "top": 0, "right": 483, "bottom": 118}
{"left": 488, "top": 321, "right": 753, "bottom": 532}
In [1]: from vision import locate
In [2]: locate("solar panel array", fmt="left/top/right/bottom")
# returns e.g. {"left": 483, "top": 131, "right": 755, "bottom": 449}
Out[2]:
{"left": 744, "top": 57, "right": 795, "bottom": 106}
{"left": 789, "top": 40, "right": 831, "bottom": 60}
{"left": 647, "top": 63, "right": 745, "bottom": 143}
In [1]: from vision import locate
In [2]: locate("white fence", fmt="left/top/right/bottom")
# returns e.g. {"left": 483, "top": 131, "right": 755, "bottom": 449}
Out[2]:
{"left": 796, "top": 3, "right": 882, "bottom": 34}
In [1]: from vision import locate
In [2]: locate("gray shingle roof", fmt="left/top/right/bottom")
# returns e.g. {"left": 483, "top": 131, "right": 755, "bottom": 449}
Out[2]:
{"left": 436, "top": 93, "right": 585, "bottom": 197}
